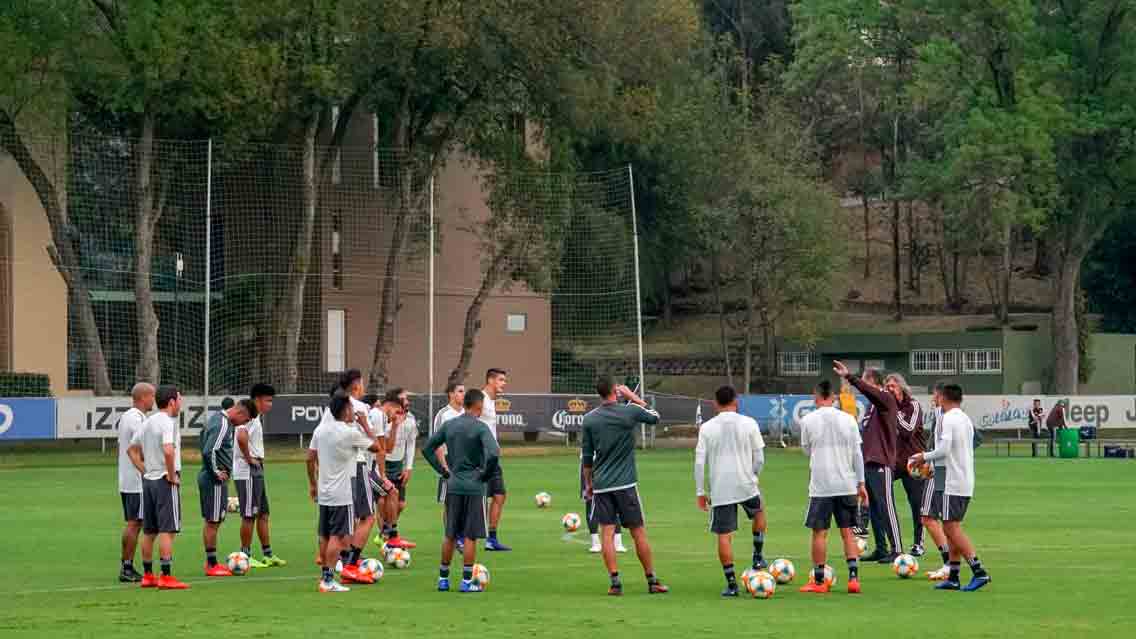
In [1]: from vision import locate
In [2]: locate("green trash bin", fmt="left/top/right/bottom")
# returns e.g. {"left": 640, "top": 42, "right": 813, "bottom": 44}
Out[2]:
{"left": 1058, "top": 428, "right": 1080, "bottom": 459}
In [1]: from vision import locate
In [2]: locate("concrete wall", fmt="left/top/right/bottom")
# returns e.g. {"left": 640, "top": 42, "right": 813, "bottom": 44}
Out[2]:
{"left": 0, "top": 203, "right": 10, "bottom": 369}
{"left": 1002, "top": 325, "right": 1051, "bottom": 394}
{"left": 1082, "top": 333, "right": 1136, "bottom": 394}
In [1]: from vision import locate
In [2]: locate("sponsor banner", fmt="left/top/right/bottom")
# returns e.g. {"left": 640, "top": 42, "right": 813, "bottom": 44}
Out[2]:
{"left": 262, "top": 394, "right": 326, "bottom": 435}
{"left": 0, "top": 398, "right": 57, "bottom": 440}
{"left": 55, "top": 396, "right": 218, "bottom": 439}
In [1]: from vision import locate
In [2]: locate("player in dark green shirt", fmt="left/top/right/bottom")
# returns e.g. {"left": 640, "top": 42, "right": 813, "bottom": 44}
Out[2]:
{"left": 422, "top": 389, "right": 500, "bottom": 593}
{"left": 198, "top": 399, "right": 256, "bottom": 576}
{"left": 581, "top": 377, "right": 668, "bottom": 596}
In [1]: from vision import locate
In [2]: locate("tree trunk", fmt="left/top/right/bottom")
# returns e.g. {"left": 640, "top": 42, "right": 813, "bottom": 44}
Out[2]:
{"left": 271, "top": 110, "right": 321, "bottom": 392}
{"left": 892, "top": 198, "right": 903, "bottom": 320}
{"left": 448, "top": 242, "right": 511, "bottom": 386}
{"left": 1031, "top": 235, "right": 1049, "bottom": 276}
{"left": 1052, "top": 251, "right": 1083, "bottom": 393}
{"left": 862, "top": 195, "right": 872, "bottom": 279}
{"left": 997, "top": 218, "right": 1012, "bottom": 324}
{"left": 907, "top": 201, "right": 916, "bottom": 292}
{"left": 0, "top": 111, "right": 111, "bottom": 393}
{"left": 743, "top": 292, "right": 754, "bottom": 394}
{"left": 710, "top": 251, "right": 732, "bottom": 384}
{"left": 134, "top": 112, "right": 162, "bottom": 384}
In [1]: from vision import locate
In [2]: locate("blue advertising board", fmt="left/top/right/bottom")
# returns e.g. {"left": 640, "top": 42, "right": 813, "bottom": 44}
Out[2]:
{"left": 0, "top": 398, "right": 57, "bottom": 440}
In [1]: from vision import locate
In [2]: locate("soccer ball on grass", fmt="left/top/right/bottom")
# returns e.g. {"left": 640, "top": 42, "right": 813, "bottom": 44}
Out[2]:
{"left": 892, "top": 553, "right": 919, "bottom": 578}
{"left": 226, "top": 551, "right": 250, "bottom": 575}
{"left": 748, "top": 571, "right": 777, "bottom": 599}
{"left": 534, "top": 492, "right": 552, "bottom": 508}
{"left": 387, "top": 548, "right": 411, "bottom": 569}
{"left": 360, "top": 557, "right": 385, "bottom": 581}
{"left": 471, "top": 563, "right": 490, "bottom": 589}
{"left": 562, "top": 512, "right": 582, "bottom": 532}
{"left": 769, "top": 558, "right": 796, "bottom": 584}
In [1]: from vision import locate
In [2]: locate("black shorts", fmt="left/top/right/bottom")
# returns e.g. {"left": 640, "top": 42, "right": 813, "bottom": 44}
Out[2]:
{"left": 942, "top": 494, "right": 971, "bottom": 522}
{"left": 385, "top": 462, "right": 408, "bottom": 504}
{"left": 198, "top": 473, "right": 228, "bottom": 523}
{"left": 590, "top": 486, "right": 646, "bottom": 528}
{"left": 804, "top": 495, "right": 859, "bottom": 530}
{"left": 235, "top": 476, "right": 270, "bottom": 518}
{"left": 920, "top": 483, "right": 941, "bottom": 519}
{"left": 352, "top": 463, "right": 375, "bottom": 519}
{"left": 436, "top": 477, "right": 447, "bottom": 504}
{"left": 318, "top": 504, "right": 354, "bottom": 539}
{"left": 709, "top": 494, "right": 762, "bottom": 534}
{"left": 486, "top": 465, "right": 506, "bottom": 497}
{"left": 142, "top": 476, "right": 181, "bottom": 535}
{"left": 444, "top": 494, "right": 488, "bottom": 541}
{"left": 121, "top": 492, "right": 143, "bottom": 522}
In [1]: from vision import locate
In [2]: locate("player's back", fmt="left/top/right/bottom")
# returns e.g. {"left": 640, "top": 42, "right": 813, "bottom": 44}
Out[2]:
{"left": 440, "top": 415, "right": 500, "bottom": 495}
{"left": 940, "top": 408, "right": 975, "bottom": 497}
{"left": 582, "top": 403, "right": 659, "bottom": 491}
{"left": 800, "top": 406, "right": 861, "bottom": 497}
{"left": 698, "top": 411, "right": 764, "bottom": 502}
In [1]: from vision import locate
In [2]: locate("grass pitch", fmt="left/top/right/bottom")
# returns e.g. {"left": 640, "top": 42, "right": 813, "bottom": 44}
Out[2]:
{"left": 0, "top": 446, "right": 1133, "bottom": 638}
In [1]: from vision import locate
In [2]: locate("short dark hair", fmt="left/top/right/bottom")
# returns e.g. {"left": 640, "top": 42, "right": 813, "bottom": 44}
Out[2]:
{"left": 328, "top": 389, "right": 352, "bottom": 421}
{"left": 942, "top": 383, "right": 964, "bottom": 403}
{"left": 382, "top": 388, "right": 403, "bottom": 405}
{"left": 595, "top": 375, "right": 615, "bottom": 399}
{"left": 156, "top": 384, "right": 180, "bottom": 409}
{"left": 445, "top": 381, "right": 463, "bottom": 395}
{"left": 862, "top": 368, "right": 883, "bottom": 385}
{"left": 815, "top": 380, "right": 833, "bottom": 399}
{"left": 362, "top": 393, "right": 380, "bottom": 406}
{"left": 464, "top": 388, "right": 485, "bottom": 409}
{"left": 220, "top": 397, "right": 235, "bottom": 410}
{"left": 715, "top": 385, "right": 737, "bottom": 407}
{"left": 486, "top": 368, "right": 507, "bottom": 382}
{"left": 249, "top": 383, "right": 276, "bottom": 399}
{"left": 236, "top": 398, "right": 259, "bottom": 419}
{"left": 337, "top": 369, "right": 363, "bottom": 391}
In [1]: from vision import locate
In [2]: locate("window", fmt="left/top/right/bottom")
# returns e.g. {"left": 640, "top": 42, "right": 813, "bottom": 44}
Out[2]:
{"left": 910, "top": 350, "right": 956, "bottom": 375}
{"left": 865, "top": 359, "right": 885, "bottom": 372}
{"left": 327, "top": 309, "right": 345, "bottom": 372}
{"left": 779, "top": 351, "right": 819, "bottom": 376}
{"left": 843, "top": 360, "right": 863, "bottom": 374}
{"left": 960, "top": 348, "right": 1002, "bottom": 374}
{"left": 331, "top": 214, "right": 342, "bottom": 290}
{"left": 506, "top": 313, "right": 527, "bottom": 333}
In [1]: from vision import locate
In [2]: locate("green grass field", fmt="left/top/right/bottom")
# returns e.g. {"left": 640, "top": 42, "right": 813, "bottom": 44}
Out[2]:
{"left": 1, "top": 446, "right": 1133, "bottom": 638}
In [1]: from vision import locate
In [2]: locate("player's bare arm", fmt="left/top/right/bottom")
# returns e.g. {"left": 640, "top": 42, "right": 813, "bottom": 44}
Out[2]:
{"left": 163, "top": 444, "right": 178, "bottom": 485}
{"left": 305, "top": 449, "right": 318, "bottom": 502}
{"left": 128, "top": 443, "right": 145, "bottom": 474}
{"left": 237, "top": 428, "right": 254, "bottom": 467}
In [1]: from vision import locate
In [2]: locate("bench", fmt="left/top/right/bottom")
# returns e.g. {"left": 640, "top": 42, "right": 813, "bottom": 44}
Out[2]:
{"left": 990, "top": 437, "right": 1136, "bottom": 458}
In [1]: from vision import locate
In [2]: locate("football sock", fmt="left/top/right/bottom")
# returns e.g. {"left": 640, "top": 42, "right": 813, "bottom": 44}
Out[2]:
{"left": 339, "top": 549, "right": 349, "bottom": 565}
{"left": 143, "top": 561, "right": 154, "bottom": 575}
{"left": 847, "top": 557, "right": 859, "bottom": 580}
{"left": 439, "top": 565, "right": 450, "bottom": 579}
{"left": 614, "top": 533, "right": 624, "bottom": 547}
{"left": 723, "top": 563, "right": 736, "bottom": 588}
{"left": 321, "top": 566, "right": 333, "bottom": 583}
{"left": 814, "top": 564, "right": 826, "bottom": 585}
{"left": 389, "top": 526, "right": 398, "bottom": 539}
{"left": 122, "top": 560, "right": 134, "bottom": 571}
{"left": 489, "top": 528, "right": 498, "bottom": 541}
{"left": 381, "top": 524, "right": 391, "bottom": 537}
{"left": 462, "top": 564, "right": 474, "bottom": 581}
{"left": 591, "top": 533, "right": 601, "bottom": 546}
{"left": 938, "top": 545, "right": 949, "bottom": 564}
{"left": 966, "top": 556, "right": 986, "bottom": 577}
{"left": 261, "top": 545, "right": 273, "bottom": 558}
{"left": 646, "top": 572, "right": 659, "bottom": 586}
{"left": 160, "top": 557, "right": 172, "bottom": 577}
{"left": 206, "top": 547, "right": 218, "bottom": 567}
{"left": 241, "top": 546, "right": 251, "bottom": 557}
{"left": 349, "top": 546, "right": 362, "bottom": 565}
{"left": 752, "top": 532, "right": 765, "bottom": 562}
{"left": 610, "top": 571, "right": 622, "bottom": 588}
{"left": 949, "top": 561, "right": 961, "bottom": 582}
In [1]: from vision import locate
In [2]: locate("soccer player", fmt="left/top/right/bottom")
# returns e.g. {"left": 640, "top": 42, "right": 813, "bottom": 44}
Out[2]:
{"left": 694, "top": 385, "right": 768, "bottom": 597}
{"left": 116, "top": 382, "right": 155, "bottom": 582}
{"left": 235, "top": 383, "right": 286, "bottom": 568}
{"left": 199, "top": 397, "right": 256, "bottom": 576}
{"left": 479, "top": 368, "right": 512, "bottom": 551}
{"left": 920, "top": 383, "right": 953, "bottom": 580}
{"left": 379, "top": 387, "right": 419, "bottom": 549}
{"left": 910, "top": 384, "right": 991, "bottom": 592}
{"left": 582, "top": 451, "right": 626, "bottom": 554}
{"left": 422, "top": 389, "right": 501, "bottom": 593}
{"left": 798, "top": 380, "right": 868, "bottom": 595}
{"left": 338, "top": 370, "right": 393, "bottom": 581}
{"left": 432, "top": 382, "right": 465, "bottom": 504}
{"left": 126, "top": 384, "right": 188, "bottom": 590}
{"left": 307, "top": 390, "right": 390, "bottom": 593}
{"left": 834, "top": 361, "right": 903, "bottom": 563}
{"left": 885, "top": 373, "right": 928, "bottom": 556}
{"left": 581, "top": 377, "right": 668, "bottom": 596}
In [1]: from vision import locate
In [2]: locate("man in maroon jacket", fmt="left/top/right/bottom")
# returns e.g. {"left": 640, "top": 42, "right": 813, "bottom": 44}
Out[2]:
{"left": 885, "top": 373, "right": 927, "bottom": 557}
{"left": 834, "top": 361, "right": 903, "bottom": 563}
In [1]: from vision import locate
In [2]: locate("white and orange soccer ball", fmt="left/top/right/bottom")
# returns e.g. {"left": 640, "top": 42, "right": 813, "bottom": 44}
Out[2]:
{"left": 535, "top": 492, "right": 552, "bottom": 509}
{"left": 748, "top": 571, "right": 777, "bottom": 599}
{"left": 387, "top": 548, "right": 411, "bottom": 569}
{"left": 226, "top": 551, "right": 250, "bottom": 575}
{"left": 740, "top": 568, "right": 760, "bottom": 593}
{"left": 907, "top": 458, "right": 934, "bottom": 480}
{"left": 769, "top": 558, "right": 796, "bottom": 584}
{"left": 807, "top": 564, "right": 836, "bottom": 587}
{"left": 226, "top": 496, "right": 240, "bottom": 513}
{"left": 856, "top": 537, "right": 868, "bottom": 556}
{"left": 471, "top": 563, "right": 490, "bottom": 589}
{"left": 892, "top": 553, "right": 919, "bottom": 579}
{"left": 360, "top": 557, "right": 385, "bottom": 581}
{"left": 562, "top": 512, "right": 582, "bottom": 532}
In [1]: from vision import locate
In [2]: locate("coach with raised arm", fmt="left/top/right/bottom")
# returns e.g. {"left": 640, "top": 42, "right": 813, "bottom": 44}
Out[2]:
{"left": 833, "top": 361, "right": 903, "bottom": 564}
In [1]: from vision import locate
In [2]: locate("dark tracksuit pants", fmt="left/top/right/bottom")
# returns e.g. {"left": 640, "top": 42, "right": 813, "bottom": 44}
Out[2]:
{"left": 896, "top": 469, "right": 926, "bottom": 548}
{"left": 865, "top": 462, "right": 903, "bottom": 553}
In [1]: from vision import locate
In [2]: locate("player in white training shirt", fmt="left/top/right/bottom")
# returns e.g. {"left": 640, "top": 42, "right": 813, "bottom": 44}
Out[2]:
{"left": 798, "top": 380, "right": 868, "bottom": 595}
{"left": 234, "top": 383, "right": 286, "bottom": 568}
{"left": 117, "top": 382, "right": 155, "bottom": 583}
{"left": 910, "top": 383, "right": 991, "bottom": 592}
{"left": 694, "top": 385, "right": 768, "bottom": 597}
{"left": 378, "top": 387, "right": 419, "bottom": 549}
{"left": 480, "top": 368, "right": 511, "bottom": 551}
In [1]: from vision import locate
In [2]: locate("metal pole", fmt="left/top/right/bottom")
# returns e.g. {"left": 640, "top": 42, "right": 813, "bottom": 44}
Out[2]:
{"left": 203, "top": 139, "right": 213, "bottom": 412}
{"left": 428, "top": 174, "right": 436, "bottom": 432}
{"left": 627, "top": 165, "right": 647, "bottom": 448}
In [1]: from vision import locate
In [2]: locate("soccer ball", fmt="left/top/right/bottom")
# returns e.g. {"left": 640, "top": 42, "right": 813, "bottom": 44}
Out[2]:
{"left": 562, "top": 512, "right": 582, "bottom": 532}
{"left": 769, "top": 558, "right": 795, "bottom": 584}
{"left": 471, "top": 563, "right": 490, "bottom": 589}
{"left": 856, "top": 537, "right": 868, "bottom": 555}
{"left": 379, "top": 542, "right": 394, "bottom": 559}
{"left": 907, "top": 458, "right": 934, "bottom": 480}
{"left": 360, "top": 557, "right": 385, "bottom": 581}
{"left": 226, "top": 496, "right": 240, "bottom": 513}
{"left": 892, "top": 553, "right": 919, "bottom": 579}
{"left": 535, "top": 492, "right": 552, "bottom": 508}
{"left": 388, "top": 548, "right": 411, "bottom": 569}
{"left": 748, "top": 571, "right": 777, "bottom": 599}
{"left": 807, "top": 564, "right": 836, "bottom": 587}
{"left": 740, "top": 568, "right": 760, "bottom": 593}
{"left": 226, "top": 551, "right": 250, "bottom": 575}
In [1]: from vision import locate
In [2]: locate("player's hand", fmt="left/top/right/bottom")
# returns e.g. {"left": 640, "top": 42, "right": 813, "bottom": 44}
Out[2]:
{"left": 909, "top": 453, "right": 925, "bottom": 465}
{"left": 309, "top": 484, "right": 317, "bottom": 502}
{"left": 833, "top": 360, "right": 850, "bottom": 377}
{"left": 217, "top": 471, "right": 229, "bottom": 482}
{"left": 583, "top": 485, "right": 593, "bottom": 500}
{"left": 399, "top": 470, "right": 411, "bottom": 485}
{"left": 166, "top": 474, "right": 180, "bottom": 486}
{"left": 697, "top": 495, "right": 708, "bottom": 512}
{"left": 857, "top": 483, "right": 869, "bottom": 506}
{"left": 381, "top": 478, "right": 395, "bottom": 493}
